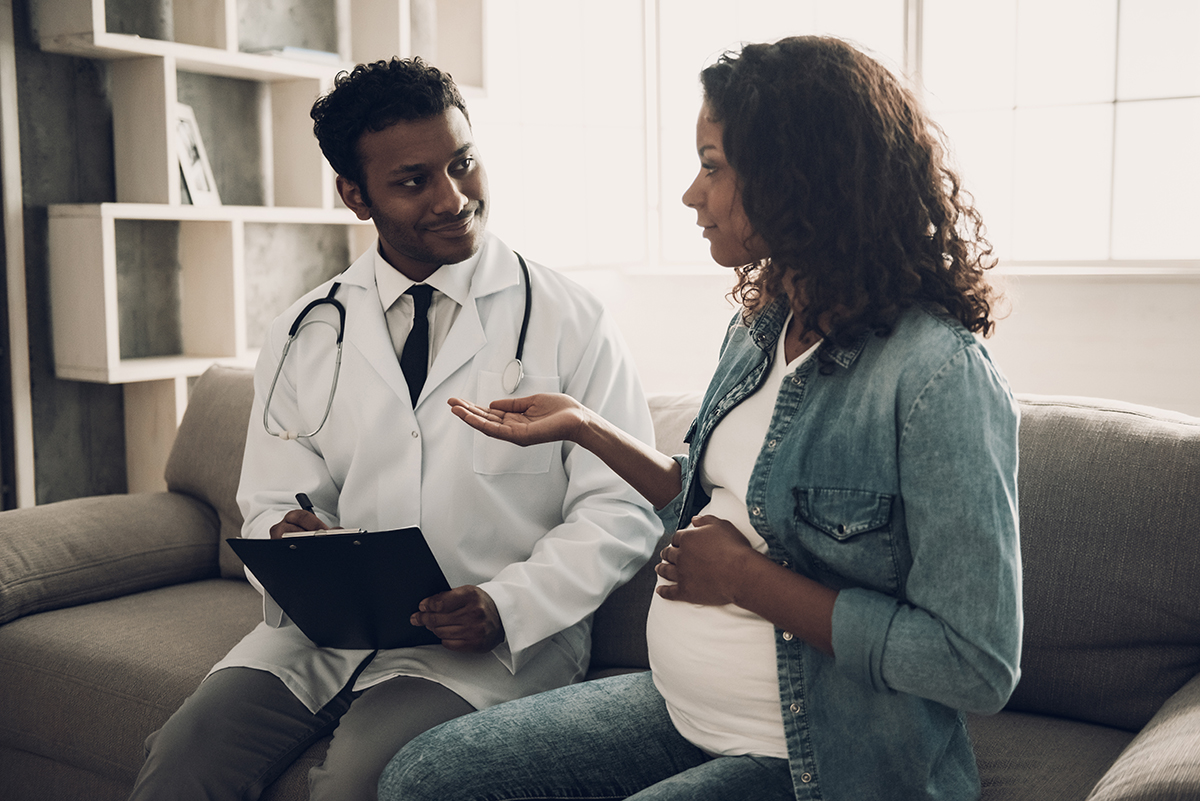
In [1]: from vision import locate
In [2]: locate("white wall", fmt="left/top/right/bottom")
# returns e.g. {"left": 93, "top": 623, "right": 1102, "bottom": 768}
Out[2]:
{"left": 568, "top": 269, "right": 1200, "bottom": 418}
{"left": 984, "top": 273, "right": 1200, "bottom": 416}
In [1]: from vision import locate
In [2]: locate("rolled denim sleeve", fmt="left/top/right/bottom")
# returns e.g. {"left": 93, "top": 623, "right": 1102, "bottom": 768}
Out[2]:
{"left": 832, "top": 345, "right": 1022, "bottom": 715}
{"left": 653, "top": 454, "right": 689, "bottom": 533}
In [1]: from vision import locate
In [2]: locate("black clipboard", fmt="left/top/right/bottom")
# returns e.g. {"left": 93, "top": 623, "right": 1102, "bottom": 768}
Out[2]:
{"left": 227, "top": 528, "right": 451, "bottom": 650}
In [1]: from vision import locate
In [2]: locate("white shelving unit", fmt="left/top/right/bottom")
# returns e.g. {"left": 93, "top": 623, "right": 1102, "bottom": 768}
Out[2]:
{"left": 47, "top": 203, "right": 378, "bottom": 383}
{"left": 33, "top": 0, "right": 485, "bottom": 492}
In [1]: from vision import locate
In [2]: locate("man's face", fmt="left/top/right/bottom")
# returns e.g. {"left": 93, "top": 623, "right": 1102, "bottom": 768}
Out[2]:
{"left": 338, "top": 107, "right": 489, "bottom": 281}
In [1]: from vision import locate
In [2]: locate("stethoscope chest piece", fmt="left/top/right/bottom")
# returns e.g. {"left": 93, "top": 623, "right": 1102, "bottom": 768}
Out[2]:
{"left": 502, "top": 358, "right": 524, "bottom": 395}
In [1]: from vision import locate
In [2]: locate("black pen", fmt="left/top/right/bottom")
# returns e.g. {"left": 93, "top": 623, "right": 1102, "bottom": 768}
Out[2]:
{"left": 295, "top": 492, "right": 314, "bottom": 513}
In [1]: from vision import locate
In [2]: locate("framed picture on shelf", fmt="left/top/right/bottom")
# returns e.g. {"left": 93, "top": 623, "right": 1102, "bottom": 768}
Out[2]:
{"left": 175, "top": 103, "right": 220, "bottom": 205}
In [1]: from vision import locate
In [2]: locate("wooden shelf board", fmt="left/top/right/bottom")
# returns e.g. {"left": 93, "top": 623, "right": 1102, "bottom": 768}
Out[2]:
{"left": 38, "top": 31, "right": 343, "bottom": 81}
{"left": 49, "top": 202, "right": 370, "bottom": 226}
{"left": 56, "top": 353, "right": 258, "bottom": 384}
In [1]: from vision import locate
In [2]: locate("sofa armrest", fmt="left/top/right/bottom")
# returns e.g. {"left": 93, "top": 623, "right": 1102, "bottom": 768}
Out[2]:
{"left": 0, "top": 492, "right": 219, "bottom": 625}
{"left": 1086, "top": 672, "right": 1200, "bottom": 800}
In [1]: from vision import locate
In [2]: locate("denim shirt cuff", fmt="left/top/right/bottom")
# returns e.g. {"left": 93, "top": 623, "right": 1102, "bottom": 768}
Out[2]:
{"left": 653, "top": 455, "right": 688, "bottom": 533}
{"left": 831, "top": 587, "right": 899, "bottom": 694}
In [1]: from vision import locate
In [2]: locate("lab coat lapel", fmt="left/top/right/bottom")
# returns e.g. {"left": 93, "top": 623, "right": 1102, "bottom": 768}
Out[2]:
{"left": 339, "top": 247, "right": 413, "bottom": 404}
{"left": 418, "top": 240, "right": 519, "bottom": 408}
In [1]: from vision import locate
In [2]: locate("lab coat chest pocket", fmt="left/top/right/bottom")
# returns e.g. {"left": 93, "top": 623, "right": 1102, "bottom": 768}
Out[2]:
{"left": 472, "top": 371, "right": 560, "bottom": 475}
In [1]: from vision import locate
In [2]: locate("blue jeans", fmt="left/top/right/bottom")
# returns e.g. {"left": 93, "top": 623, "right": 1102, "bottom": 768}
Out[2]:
{"left": 378, "top": 671, "right": 795, "bottom": 801}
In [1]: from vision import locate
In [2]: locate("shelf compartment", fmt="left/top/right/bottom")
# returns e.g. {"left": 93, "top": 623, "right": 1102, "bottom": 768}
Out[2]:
{"left": 108, "top": 58, "right": 328, "bottom": 207}
{"left": 34, "top": 0, "right": 487, "bottom": 90}
{"left": 49, "top": 203, "right": 371, "bottom": 384}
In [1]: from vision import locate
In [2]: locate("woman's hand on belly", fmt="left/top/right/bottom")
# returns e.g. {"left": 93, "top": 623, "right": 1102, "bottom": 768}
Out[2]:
{"left": 655, "top": 515, "right": 761, "bottom": 606}
{"left": 657, "top": 514, "right": 839, "bottom": 657}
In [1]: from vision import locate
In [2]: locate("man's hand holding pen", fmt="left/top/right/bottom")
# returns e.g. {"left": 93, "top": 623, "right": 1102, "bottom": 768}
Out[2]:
{"left": 268, "top": 492, "right": 331, "bottom": 539}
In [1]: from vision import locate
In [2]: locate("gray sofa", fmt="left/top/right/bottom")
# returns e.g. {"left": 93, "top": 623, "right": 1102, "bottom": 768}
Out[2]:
{"left": 1, "top": 364, "right": 1198, "bottom": 801}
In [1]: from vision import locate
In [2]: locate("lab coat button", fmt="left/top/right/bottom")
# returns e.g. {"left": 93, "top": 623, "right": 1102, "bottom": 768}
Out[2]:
{"left": 410, "top": 430, "right": 419, "bottom": 438}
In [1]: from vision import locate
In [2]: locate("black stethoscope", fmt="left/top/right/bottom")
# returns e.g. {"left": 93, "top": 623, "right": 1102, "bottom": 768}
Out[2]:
{"left": 263, "top": 253, "right": 532, "bottom": 440}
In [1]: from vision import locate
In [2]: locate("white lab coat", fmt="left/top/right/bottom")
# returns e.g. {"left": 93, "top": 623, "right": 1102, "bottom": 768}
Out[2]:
{"left": 213, "top": 233, "right": 661, "bottom": 713}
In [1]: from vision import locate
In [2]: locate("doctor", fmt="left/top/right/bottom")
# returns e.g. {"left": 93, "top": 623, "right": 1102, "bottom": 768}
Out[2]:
{"left": 128, "top": 58, "right": 661, "bottom": 801}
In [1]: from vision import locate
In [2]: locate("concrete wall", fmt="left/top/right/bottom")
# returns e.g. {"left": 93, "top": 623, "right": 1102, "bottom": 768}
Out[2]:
{"left": 13, "top": 0, "right": 127, "bottom": 503}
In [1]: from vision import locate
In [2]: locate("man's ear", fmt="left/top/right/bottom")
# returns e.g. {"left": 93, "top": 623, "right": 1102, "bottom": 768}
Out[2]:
{"left": 337, "top": 175, "right": 372, "bottom": 221}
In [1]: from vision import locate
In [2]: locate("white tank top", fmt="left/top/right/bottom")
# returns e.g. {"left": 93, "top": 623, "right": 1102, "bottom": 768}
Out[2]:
{"left": 646, "top": 316, "right": 819, "bottom": 757}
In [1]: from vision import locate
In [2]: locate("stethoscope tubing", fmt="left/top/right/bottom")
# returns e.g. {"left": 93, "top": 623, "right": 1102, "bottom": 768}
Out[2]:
{"left": 264, "top": 253, "right": 532, "bottom": 440}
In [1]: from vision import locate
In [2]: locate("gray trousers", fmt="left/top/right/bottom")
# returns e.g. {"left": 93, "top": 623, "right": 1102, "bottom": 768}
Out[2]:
{"left": 128, "top": 666, "right": 475, "bottom": 801}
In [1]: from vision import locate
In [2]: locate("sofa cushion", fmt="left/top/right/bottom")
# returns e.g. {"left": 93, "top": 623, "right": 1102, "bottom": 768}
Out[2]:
{"left": 0, "top": 492, "right": 219, "bottom": 626}
{"left": 0, "top": 579, "right": 263, "bottom": 792}
{"left": 166, "top": 365, "right": 256, "bottom": 579}
{"left": 590, "top": 392, "right": 700, "bottom": 672}
{"left": 1008, "top": 395, "right": 1200, "bottom": 732}
{"left": 1085, "top": 673, "right": 1200, "bottom": 800}
{"left": 968, "top": 710, "right": 1134, "bottom": 801}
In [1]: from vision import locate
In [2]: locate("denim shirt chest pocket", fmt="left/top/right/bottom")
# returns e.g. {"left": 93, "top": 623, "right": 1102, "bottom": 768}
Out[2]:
{"left": 790, "top": 488, "right": 904, "bottom": 596}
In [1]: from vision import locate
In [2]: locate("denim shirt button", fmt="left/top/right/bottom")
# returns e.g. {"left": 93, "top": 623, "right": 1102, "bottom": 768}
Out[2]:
{"left": 836, "top": 523, "right": 847, "bottom": 535}
{"left": 751, "top": 507, "right": 762, "bottom": 517}
{"left": 801, "top": 772, "right": 813, "bottom": 783}
{"left": 768, "top": 438, "right": 777, "bottom": 448}
{"left": 782, "top": 631, "right": 794, "bottom": 641}
{"left": 790, "top": 703, "right": 801, "bottom": 714}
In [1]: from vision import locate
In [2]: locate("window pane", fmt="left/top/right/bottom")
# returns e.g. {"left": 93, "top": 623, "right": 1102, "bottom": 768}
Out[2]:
{"left": 814, "top": 0, "right": 907, "bottom": 74}
{"left": 657, "top": 0, "right": 818, "bottom": 264}
{"left": 519, "top": 123, "right": 591, "bottom": 266}
{"left": 1011, "top": 104, "right": 1113, "bottom": 260}
{"left": 514, "top": 0, "right": 586, "bottom": 126}
{"left": 921, "top": 0, "right": 1016, "bottom": 111}
{"left": 1015, "top": 0, "right": 1117, "bottom": 106}
{"left": 584, "top": 126, "right": 650, "bottom": 265}
{"left": 1112, "top": 98, "right": 1200, "bottom": 259}
{"left": 1117, "top": 0, "right": 1200, "bottom": 100}
{"left": 655, "top": 0, "right": 910, "bottom": 265}
{"left": 934, "top": 109, "right": 1015, "bottom": 258}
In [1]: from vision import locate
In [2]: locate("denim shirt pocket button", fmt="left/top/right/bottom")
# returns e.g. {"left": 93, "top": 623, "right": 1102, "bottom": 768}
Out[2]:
{"left": 836, "top": 523, "right": 847, "bottom": 535}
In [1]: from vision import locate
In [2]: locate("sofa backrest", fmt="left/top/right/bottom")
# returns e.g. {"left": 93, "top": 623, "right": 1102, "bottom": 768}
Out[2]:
{"left": 169, "top": 369, "right": 1200, "bottom": 731}
{"left": 1005, "top": 395, "right": 1200, "bottom": 731}
{"left": 166, "top": 365, "right": 256, "bottom": 579}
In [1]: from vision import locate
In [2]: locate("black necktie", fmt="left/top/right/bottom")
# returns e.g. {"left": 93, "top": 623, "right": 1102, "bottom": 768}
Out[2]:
{"left": 400, "top": 284, "right": 434, "bottom": 406}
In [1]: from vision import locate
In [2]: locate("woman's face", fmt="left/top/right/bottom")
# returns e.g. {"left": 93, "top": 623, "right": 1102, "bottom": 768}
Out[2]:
{"left": 682, "top": 103, "right": 768, "bottom": 267}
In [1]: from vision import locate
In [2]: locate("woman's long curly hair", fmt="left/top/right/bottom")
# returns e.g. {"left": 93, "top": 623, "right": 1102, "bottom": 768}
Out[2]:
{"left": 701, "top": 36, "right": 1001, "bottom": 344}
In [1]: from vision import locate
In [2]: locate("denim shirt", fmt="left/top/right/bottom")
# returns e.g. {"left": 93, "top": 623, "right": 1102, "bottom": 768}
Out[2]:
{"left": 659, "top": 298, "right": 1022, "bottom": 801}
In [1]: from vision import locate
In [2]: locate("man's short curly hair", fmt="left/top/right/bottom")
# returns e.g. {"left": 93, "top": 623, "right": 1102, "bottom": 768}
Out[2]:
{"left": 311, "top": 57, "right": 468, "bottom": 193}
{"left": 701, "top": 36, "right": 1001, "bottom": 343}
